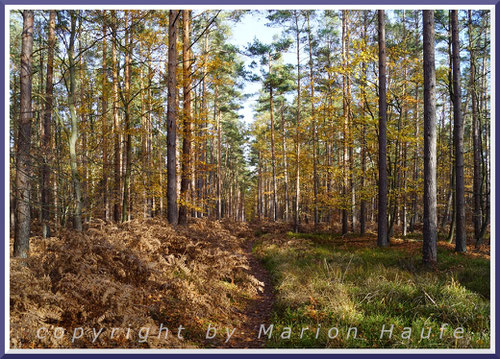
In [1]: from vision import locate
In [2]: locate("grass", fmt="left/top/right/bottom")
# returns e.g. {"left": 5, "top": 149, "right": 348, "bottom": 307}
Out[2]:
{"left": 253, "top": 232, "right": 490, "bottom": 348}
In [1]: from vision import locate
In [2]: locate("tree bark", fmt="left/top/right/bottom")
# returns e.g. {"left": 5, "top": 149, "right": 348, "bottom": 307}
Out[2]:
{"left": 14, "top": 10, "right": 34, "bottom": 257}
{"left": 377, "top": 10, "right": 389, "bottom": 247}
{"left": 101, "top": 14, "right": 110, "bottom": 221}
{"left": 112, "top": 13, "right": 121, "bottom": 222}
{"left": 422, "top": 10, "right": 438, "bottom": 263}
{"left": 68, "top": 10, "right": 83, "bottom": 231}
{"left": 307, "top": 13, "right": 318, "bottom": 227}
{"left": 360, "top": 12, "right": 368, "bottom": 235}
{"left": 293, "top": 11, "right": 301, "bottom": 233}
{"left": 468, "top": 10, "right": 482, "bottom": 245}
{"left": 179, "top": 10, "right": 193, "bottom": 225}
{"left": 341, "top": 10, "right": 349, "bottom": 236}
{"left": 281, "top": 106, "right": 289, "bottom": 222}
{"left": 268, "top": 55, "right": 278, "bottom": 221}
{"left": 167, "top": 10, "right": 179, "bottom": 225}
{"left": 41, "top": 10, "right": 56, "bottom": 238}
{"left": 451, "top": 10, "right": 467, "bottom": 253}
{"left": 122, "top": 12, "right": 132, "bottom": 222}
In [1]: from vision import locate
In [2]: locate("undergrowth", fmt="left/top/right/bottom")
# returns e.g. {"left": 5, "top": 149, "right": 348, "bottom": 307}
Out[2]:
{"left": 254, "top": 231, "right": 490, "bottom": 349}
{"left": 10, "top": 218, "right": 260, "bottom": 348}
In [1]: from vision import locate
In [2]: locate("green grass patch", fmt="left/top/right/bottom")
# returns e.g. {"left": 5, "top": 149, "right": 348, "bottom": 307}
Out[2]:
{"left": 254, "top": 234, "right": 490, "bottom": 348}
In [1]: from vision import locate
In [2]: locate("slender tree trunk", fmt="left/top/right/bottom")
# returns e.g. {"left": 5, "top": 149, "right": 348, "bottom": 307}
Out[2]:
{"left": 476, "top": 15, "right": 489, "bottom": 248}
{"left": 468, "top": 10, "right": 482, "bottom": 244}
{"left": 451, "top": 10, "right": 467, "bottom": 253}
{"left": 307, "top": 13, "right": 318, "bottom": 227}
{"left": 401, "top": 10, "right": 408, "bottom": 237}
{"left": 281, "top": 106, "right": 289, "bottom": 222}
{"left": 409, "top": 84, "right": 420, "bottom": 232}
{"left": 268, "top": 57, "right": 278, "bottom": 222}
{"left": 293, "top": 11, "right": 301, "bottom": 233}
{"left": 179, "top": 10, "right": 193, "bottom": 225}
{"left": 216, "top": 109, "right": 222, "bottom": 219}
{"left": 14, "top": 10, "right": 34, "bottom": 257}
{"left": 377, "top": 10, "right": 389, "bottom": 247}
{"left": 41, "top": 10, "right": 55, "bottom": 238}
{"left": 422, "top": 10, "right": 438, "bottom": 263}
{"left": 201, "top": 27, "right": 209, "bottom": 216}
{"left": 121, "top": 12, "right": 132, "bottom": 222}
{"left": 78, "top": 21, "right": 89, "bottom": 224}
{"left": 409, "top": 13, "right": 420, "bottom": 233}
{"left": 167, "top": 10, "right": 179, "bottom": 225}
{"left": 360, "top": 12, "right": 368, "bottom": 235}
{"left": 341, "top": 10, "right": 349, "bottom": 235}
{"left": 68, "top": 11, "right": 83, "bottom": 232}
{"left": 112, "top": 14, "right": 121, "bottom": 222}
{"left": 346, "top": 14, "right": 356, "bottom": 233}
{"left": 257, "top": 150, "right": 262, "bottom": 219}
{"left": 101, "top": 16, "right": 110, "bottom": 221}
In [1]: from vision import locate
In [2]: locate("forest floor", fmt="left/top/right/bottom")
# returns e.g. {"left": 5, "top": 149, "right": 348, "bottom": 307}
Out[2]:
{"left": 253, "top": 224, "right": 490, "bottom": 348}
{"left": 10, "top": 218, "right": 490, "bottom": 349}
{"left": 216, "top": 239, "right": 275, "bottom": 348}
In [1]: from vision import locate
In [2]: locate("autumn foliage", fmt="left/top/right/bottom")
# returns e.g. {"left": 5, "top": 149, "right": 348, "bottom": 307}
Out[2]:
{"left": 10, "top": 219, "right": 262, "bottom": 348}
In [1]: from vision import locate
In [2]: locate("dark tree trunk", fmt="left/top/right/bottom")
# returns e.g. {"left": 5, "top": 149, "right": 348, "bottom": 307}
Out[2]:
{"left": 167, "top": 10, "right": 179, "bottom": 225}
{"left": 122, "top": 12, "right": 132, "bottom": 222}
{"left": 41, "top": 10, "right": 56, "bottom": 238}
{"left": 293, "top": 11, "right": 301, "bottom": 233}
{"left": 341, "top": 10, "right": 349, "bottom": 236}
{"left": 101, "top": 15, "right": 110, "bottom": 221}
{"left": 307, "top": 13, "right": 318, "bottom": 227}
{"left": 112, "top": 13, "right": 121, "bottom": 222}
{"left": 179, "top": 10, "right": 193, "bottom": 225}
{"left": 14, "top": 10, "right": 34, "bottom": 258}
{"left": 377, "top": 10, "right": 389, "bottom": 247}
{"left": 360, "top": 12, "right": 368, "bottom": 235}
{"left": 281, "top": 106, "right": 289, "bottom": 222}
{"left": 469, "top": 10, "right": 482, "bottom": 245}
{"left": 451, "top": 10, "right": 467, "bottom": 253}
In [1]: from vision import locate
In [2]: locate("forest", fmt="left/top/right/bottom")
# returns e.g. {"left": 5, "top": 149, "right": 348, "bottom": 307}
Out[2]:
{"left": 9, "top": 9, "right": 491, "bottom": 349}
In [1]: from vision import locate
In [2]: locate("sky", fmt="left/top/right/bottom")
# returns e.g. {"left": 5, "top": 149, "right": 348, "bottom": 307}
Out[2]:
{"left": 228, "top": 11, "right": 297, "bottom": 126}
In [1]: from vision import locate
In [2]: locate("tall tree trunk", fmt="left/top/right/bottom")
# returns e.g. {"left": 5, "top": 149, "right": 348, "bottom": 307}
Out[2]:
{"left": 451, "top": 10, "right": 467, "bottom": 253}
{"left": 401, "top": 10, "right": 408, "bottom": 237}
{"left": 360, "top": 12, "right": 368, "bottom": 235}
{"left": 409, "top": 13, "right": 420, "bottom": 233}
{"left": 41, "top": 10, "right": 55, "bottom": 238}
{"left": 101, "top": 15, "right": 110, "bottom": 221}
{"left": 346, "top": 14, "right": 356, "bottom": 233}
{"left": 78, "top": 22, "right": 90, "bottom": 224}
{"left": 216, "top": 109, "right": 222, "bottom": 219}
{"left": 68, "top": 11, "right": 83, "bottom": 231}
{"left": 167, "top": 10, "right": 179, "bottom": 225}
{"left": 112, "top": 13, "right": 121, "bottom": 222}
{"left": 476, "top": 14, "right": 489, "bottom": 248}
{"left": 307, "top": 13, "right": 318, "bottom": 227}
{"left": 377, "top": 10, "right": 389, "bottom": 247}
{"left": 268, "top": 55, "right": 278, "bottom": 221}
{"left": 469, "top": 10, "right": 482, "bottom": 244}
{"left": 422, "top": 10, "right": 438, "bottom": 263}
{"left": 281, "top": 106, "right": 289, "bottom": 222}
{"left": 257, "top": 150, "right": 262, "bottom": 219}
{"left": 14, "top": 10, "right": 34, "bottom": 257}
{"left": 179, "top": 10, "right": 193, "bottom": 225}
{"left": 293, "top": 11, "right": 301, "bottom": 233}
{"left": 122, "top": 12, "right": 132, "bottom": 222}
{"left": 341, "top": 10, "right": 349, "bottom": 235}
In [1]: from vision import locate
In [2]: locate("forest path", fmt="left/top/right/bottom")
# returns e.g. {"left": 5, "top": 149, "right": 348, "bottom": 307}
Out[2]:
{"left": 218, "top": 239, "right": 274, "bottom": 348}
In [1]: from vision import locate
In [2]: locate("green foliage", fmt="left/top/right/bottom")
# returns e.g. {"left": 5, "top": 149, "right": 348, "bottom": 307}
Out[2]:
{"left": 255, "top": 234, "right": 490, "bottom": 348}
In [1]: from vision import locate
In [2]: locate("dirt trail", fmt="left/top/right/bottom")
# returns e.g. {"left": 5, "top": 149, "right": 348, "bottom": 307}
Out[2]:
{"left": 218, "top": 239, "right": 274, "bottom": 348}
